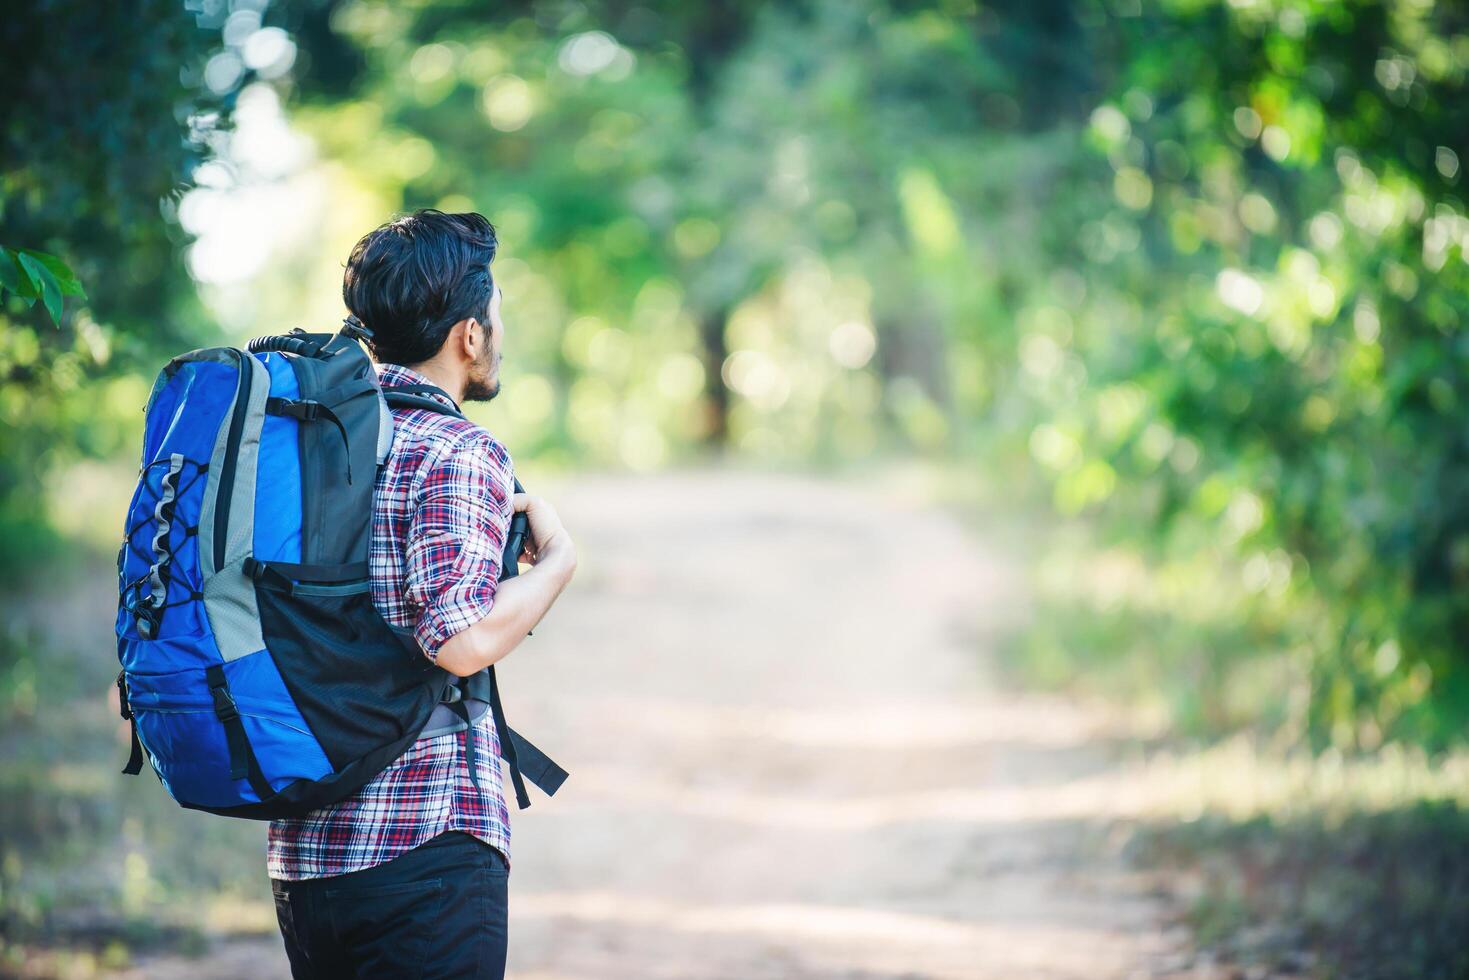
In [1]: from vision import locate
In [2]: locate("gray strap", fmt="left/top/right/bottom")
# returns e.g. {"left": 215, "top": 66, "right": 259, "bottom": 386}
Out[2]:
{"left": 447, "top": 699, "right": 482, "bottom": 792}
{"left": 419, "top": 698, "right": 489, "bottom": 740}
{"left": 139, "top": 453, "right": 185, "bottom": 639}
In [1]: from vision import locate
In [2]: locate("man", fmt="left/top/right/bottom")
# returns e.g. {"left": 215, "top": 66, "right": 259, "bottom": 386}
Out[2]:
{"left": 268, "top": 209, "right": 577, "bottom": 978}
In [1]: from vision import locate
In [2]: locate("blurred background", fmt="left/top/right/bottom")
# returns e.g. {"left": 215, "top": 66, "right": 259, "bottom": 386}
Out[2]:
{"left": 5, "top": 0, "right": 1469, "bottom": 977}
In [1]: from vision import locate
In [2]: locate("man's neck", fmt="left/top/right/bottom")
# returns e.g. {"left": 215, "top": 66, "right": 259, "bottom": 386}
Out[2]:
{"left": 402, "top": 360, "right": 465, "bottom": 405}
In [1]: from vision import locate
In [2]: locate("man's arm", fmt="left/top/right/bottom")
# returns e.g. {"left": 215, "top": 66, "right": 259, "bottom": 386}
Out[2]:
{"left": 406, "top": 429, "right": 576, "bottom": 676}
{"left": 436, "top": 492, "right": 576, "bottom": 676}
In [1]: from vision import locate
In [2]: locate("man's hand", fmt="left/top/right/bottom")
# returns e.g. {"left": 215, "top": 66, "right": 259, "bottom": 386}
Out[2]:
{"left": 512, "top": 492, "right": 576, "bottom": 573}
{"left": 435, "top": 492, "right": 576, "bottom": 678}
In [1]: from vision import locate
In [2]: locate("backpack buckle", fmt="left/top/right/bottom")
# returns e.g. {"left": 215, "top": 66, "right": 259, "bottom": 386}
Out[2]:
{"left": 116, "top": 671, "right": 133, "bottom": 721}
{"left": 281, "top": 399, "right": 320, "bottom": 421}
{"left": 341, "top": 315, "right": 373, "bottom": 341}
{"left": 134, "top": 607, "right": 159, "bottom": 641}
{"left": 264, "top": 397, "right": 322, "bottom": 422}
{"left": 209, "top": 681, "right": 240, "bottom": 723}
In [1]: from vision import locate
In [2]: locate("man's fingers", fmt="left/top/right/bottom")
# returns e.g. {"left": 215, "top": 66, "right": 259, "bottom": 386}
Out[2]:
{"left": 512, "top": 492, "right": 531, "bottom": 512}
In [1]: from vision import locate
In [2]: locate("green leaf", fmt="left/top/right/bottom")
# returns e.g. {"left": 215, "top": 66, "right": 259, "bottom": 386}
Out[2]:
{"left": 17, "top": 248, "right": 85, "bottom": 298}
{"left": 17, "top": 253, "right": 64, "bottom": 325}
{"left": 1, "top": 247, "right": 41, "bottom": 300}
{"left": 0, "top": 248, "right": 19, "bottom": 296}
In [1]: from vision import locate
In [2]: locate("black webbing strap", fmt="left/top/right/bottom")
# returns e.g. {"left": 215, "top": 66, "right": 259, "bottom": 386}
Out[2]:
{"left": 117, "top": 672, "right": 145, "bottom": 775}
{"left": 388, "top": 379, "right": 565, "bottom": 804}
{"left": 446, "top": 698, "right": 483, "bottom": 792}
{"left": 443, "top": 671, "right": 565, "bottom": 799}
{"left": 265, "top": 397, "right": 354, "bottom": 483}
{"left": 509, "top": 729, "right": 568, "bottom": 797}
{"left": 381, "top": 381, "right": 462, "bottom": 407}
{"left": 457, "top": 670, "right": 491, "bottom": 700}
{"left": 124, "top": 724, "right": 145, "bottom": 775}
{"left": 486, "top": 666, "right": 532, "bottom": 809}
{"left": 205, "top": 665, "right": 274, "bottom": 801}
{"left": 381, "top": 387, "right": 468, "bottom": 421}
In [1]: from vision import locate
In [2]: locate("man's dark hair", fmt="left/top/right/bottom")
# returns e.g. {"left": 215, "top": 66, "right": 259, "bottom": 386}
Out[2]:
{"left": 342, "top": 208, "right": 498, "bottom": 366}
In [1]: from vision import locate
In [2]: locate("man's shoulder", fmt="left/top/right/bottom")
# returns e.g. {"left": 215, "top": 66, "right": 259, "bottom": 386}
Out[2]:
{"left": 403, "top": 415, "right": 513, "bottom": 487}
{"left": 430, "top": 417, "right": 511, "bottom": 464}
{"left": 387, "top": 403, "right": 508, "bottom": 458}
{"left": 372, "top": 365, "right": 511, "bottom": 474}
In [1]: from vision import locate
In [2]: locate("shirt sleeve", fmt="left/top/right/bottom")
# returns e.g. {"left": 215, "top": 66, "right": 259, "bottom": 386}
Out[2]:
{"left": 404, "top": 427, "right": 515, "bottom": 661}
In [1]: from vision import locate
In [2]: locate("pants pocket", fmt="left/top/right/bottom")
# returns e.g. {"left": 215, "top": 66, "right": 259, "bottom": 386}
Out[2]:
{"left": 323, "top": 877, "right": 445, "bottom": 980}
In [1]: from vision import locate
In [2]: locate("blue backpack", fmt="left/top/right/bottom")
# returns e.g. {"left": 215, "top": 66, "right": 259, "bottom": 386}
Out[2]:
{"left": 115, "top": 321, "right": 566, "bottom": 819}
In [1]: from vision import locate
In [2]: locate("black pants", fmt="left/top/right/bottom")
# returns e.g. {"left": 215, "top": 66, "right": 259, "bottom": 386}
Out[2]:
{"left": 272, "top": 831, "right": 509, "bottom": 979}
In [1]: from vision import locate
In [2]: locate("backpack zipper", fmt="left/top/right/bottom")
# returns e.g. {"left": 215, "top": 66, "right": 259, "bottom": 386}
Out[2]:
{"left": 126, "top": 689, "right": 318, "bottom": 738}
{"left": 213, "top": 351, "right": 255, "bottom": 572}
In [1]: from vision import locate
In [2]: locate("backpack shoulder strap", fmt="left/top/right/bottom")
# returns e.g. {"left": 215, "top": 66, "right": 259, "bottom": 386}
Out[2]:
{"left": 381, "top": 380, "right": 562, "bottom": 805}
{"left": 380, "top": 382, "right": 467, "bottom": 420}
{"left": 443, "top": 667, "right": 567, "bottom": 808}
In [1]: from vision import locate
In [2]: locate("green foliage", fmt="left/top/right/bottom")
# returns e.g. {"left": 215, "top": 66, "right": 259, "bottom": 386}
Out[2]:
{"left": 276, "top": 0, "right": 1469, "bottom": 748}
{"left": 0, "top": 0, "right": 243, "bottom": 577}
{"left": 0, "top": 567, "right": 266, "bottom": 966}
{"left": 0, "top": 0, "right": 1458, "bottom": 754}
{"left": 0, "top": 247, "right": 85, "bottom": 326}
{"left": 1005, "top": 0, "right": 1469, "bottom": 749}
{"left": 1135, "top": 802, "right": 1469, "bottom": 978}
{"left": 6, "top": 0, "right": 1469, "bottom": 965}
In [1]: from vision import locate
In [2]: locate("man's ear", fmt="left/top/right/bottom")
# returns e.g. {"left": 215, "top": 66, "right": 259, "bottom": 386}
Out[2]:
{"left": 456, "top": 317, "right": 480, "bottom": 360}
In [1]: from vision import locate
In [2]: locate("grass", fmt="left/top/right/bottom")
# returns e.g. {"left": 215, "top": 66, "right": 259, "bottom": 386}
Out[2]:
{"left": 1046, "top": 716, "right": 1469, "bottom": 977}
{"left": 6, "top": 457, "right": 1468, "bottom": 977}
{"left": 1132, "top": 798, "right": 1469, "bottom": 979}
{"left": 0, "top": 553, "right": 275, "bottom": 979}
{"left": 917, "top": 458, "right": 1469, "bottom": 979}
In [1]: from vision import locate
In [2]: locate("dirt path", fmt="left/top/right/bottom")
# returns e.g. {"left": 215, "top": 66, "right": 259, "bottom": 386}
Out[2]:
{"left": 131, "top": 467, "right": 1194, "bottom": 979}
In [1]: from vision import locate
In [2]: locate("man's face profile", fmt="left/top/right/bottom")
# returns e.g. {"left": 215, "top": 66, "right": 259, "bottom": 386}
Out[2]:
{"left": 464, "top": 283, "right": 504, "bottom": 403}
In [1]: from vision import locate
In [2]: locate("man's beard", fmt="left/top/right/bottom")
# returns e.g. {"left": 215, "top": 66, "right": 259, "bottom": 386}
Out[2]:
{"left": 464, "top": 337, "right": 501, "bottom": 402}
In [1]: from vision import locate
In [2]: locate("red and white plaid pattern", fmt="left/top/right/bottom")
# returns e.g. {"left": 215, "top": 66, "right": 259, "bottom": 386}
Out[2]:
{"left": 266, "top": 363, "right": 514, "bottom": 880}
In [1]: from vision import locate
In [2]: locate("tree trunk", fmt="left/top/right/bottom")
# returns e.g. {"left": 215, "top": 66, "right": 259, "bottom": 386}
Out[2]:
{"left": 699, "top": 307, "right": 731, "bottom": 447}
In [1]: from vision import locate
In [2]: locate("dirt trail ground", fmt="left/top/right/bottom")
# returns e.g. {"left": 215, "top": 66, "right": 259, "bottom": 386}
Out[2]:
{"left": 132, "top": 468, "right": 1196, "bottom": 979}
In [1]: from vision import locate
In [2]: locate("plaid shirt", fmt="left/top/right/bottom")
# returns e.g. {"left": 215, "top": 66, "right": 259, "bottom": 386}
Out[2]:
{"left": 266, "top": 363, "right": 514, "bottom": 880}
